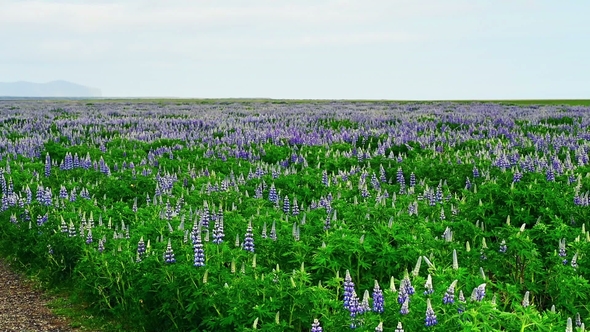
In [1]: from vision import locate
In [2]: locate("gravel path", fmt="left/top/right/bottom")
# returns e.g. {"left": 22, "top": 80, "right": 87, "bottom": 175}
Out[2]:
{"left": 0, "top": 259, "right": 77, "bottom": 332}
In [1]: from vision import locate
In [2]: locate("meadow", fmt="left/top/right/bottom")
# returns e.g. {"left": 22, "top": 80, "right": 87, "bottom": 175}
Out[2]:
{"left": 1, "top": 99, "right": 590, "bottom": 331}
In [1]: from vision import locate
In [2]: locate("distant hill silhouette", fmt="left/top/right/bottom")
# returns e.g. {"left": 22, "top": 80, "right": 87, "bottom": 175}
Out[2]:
{"left": 0, "top": 80, "right": 101, "bottom": 97}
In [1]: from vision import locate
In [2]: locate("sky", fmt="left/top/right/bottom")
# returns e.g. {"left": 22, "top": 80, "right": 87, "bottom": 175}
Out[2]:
{"left": 0, "top": 0, "right": 589, "bottom": 99}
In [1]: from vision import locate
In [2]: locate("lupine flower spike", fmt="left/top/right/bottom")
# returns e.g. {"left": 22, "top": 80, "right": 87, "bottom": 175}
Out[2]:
{"left": 375, "top": 322, "right": 383, "bottom": 332}
{"left": 400, "top": 297, "right": 409, "bottom": 315}
{"left": 394, "top": 322, "right": 404, "bottom": 332}
{"left": 372, "top": 280, "right": 384, "bottom": 313}
{"left": 443, "top": 280, "right": 458, "bottom": 304}
{"left": 425, "top": 298, "right": 438, "bottom": 327}
{"left": 522, "top": 291, "right": 530, "bottom": 308}
{"left": 164, "top": 239, "right": 175, "bottom": 263}
{"left": 310, "top": 319, "right": 322, "bottom": 332}
{"left": 424, "top": 274, "right": 434, "bottom": 295}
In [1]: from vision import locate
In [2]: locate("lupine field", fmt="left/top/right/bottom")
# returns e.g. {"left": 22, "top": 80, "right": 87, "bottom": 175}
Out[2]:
{"left": 2, "top": 100, "right": 590, "bottom": 331}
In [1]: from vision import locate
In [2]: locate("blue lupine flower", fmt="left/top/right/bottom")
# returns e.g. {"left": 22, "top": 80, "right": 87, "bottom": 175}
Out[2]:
{"left": 424, "top": 274, "right": 434, "bottom": 295}
{"left": 359, "top": 290, "right": 370, "bottom": 314}
{"left": 372, "top": 280, "right": 384, "bottom": 313}
{"left": 424, "top": 298, "right": 437, "bottom": 327}
{"left": 397, "top": 285, "right": 408, "bottom": 304}
{"left": 473, "top": 166, "right": 479, "bottom": 178}
{"left": 311, "top": 319, "right": 322, "bottom": 332}
{"left": 471, "top": 283, "right": 486, "bottom": 301}
{"left": 270, "top": 220, "right": 277, "bottom": 241}
{"left": 513, "top": 171, "right": 522, "bottom": 182}
{"left": 283, "top": 196, "right": 290, "bottom": 214}
{"left": 559, "top": 238, "right": 567, "bottom": 264}
{"left": 402, "top": 274, "right": 415, "bottom": 295}
{"left": 193, "top": 232, "right": 205, "bottom": 267}
{"left": 242, "top": 220, "right": 255, "bottom": 252}
{"left": 165, "top": 239, "right": 176, "bottom": 263}
{"left": 546, "top": 168, "right": 555, "bottom": 182}
{"left": 322, "top": 170, "right": 329, "bottom": 187}
{"left": 375, "top": 322, "right": 383, "bottom": 332}
{"left": 268, "top": 183, "right": 278, "bottom": 203}
{"left": 45, "top": 153, "right": 51, "bottom": 177}
{"left": 400, "top": 297, "right": 409, "bottom": 315}
{"left": 86, "top": 229, "right": 93, "bottom": 244}
{"left": 292, "top": 197, "right": 299, "bottom": 215}
{"left": 458, "top": 290, "right": 466, "bottom": 314}
{"left": 137, "top": 237, "right": 146, "bottom": 256}
{"left": 213, "top": 215, "right": 224, "bottom": 244}
{"left": 443, "top": 280, "right": 458, "bottom": 304}
{"left": 343, "top": 270, "right": 355, "bottom": 310}
{"left": 499, "top": 240, "right": 507, "bottom": 253}
{"left": 348, "top": 289, "right": 361, "bottom": 327}
{"left": 571, "top": 251, "right": 579, "bottom": 268}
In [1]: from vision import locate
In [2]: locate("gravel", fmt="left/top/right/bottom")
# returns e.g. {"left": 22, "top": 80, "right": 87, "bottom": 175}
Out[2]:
{"left": 0, "top": 259, "right": 77, "bottom": 332}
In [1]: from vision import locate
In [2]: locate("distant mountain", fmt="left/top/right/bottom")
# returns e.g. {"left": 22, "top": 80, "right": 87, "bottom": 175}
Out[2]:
{"left": 0, "top": 80, "right": 101, "bottom": 97}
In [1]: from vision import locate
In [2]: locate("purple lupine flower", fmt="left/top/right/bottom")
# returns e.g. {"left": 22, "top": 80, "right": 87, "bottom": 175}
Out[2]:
{"left": 372, "top": 280, "right": 384, "bottom": 313}
{"left": 397, "top": 283, "right": 408, "bottom": 305}
{"left": 471, "top": 283, "right": 486, "bottom": 301}
{"left": 68, "top": 221, "right": 76, "bottom": 237}
{"left": 513, "top": 170, "right": 522, "bottom": 182}
{"left": 402, "top": 274, "right": 415, "bottom": 295}
{"left": 36, "top": 214, "right": 45, "bottom": 226}
{"left": 499, "top": 240, "right": 507, "bottom": 253}
{"left": 193, "top": 232, "right": 205, "bottom": 267}
{"left": 283, "top": 196, "right": 290, "bottom": 214}
{"left": 400, "top": 297, "right": 410, "bottom": 315}
{"left": 424, "top": 298, "right": 438, "bottom": 327}
{"left": 268, "top": 183, "right": 278, "bottom": 203}
{"left": 576, "top": 312, "right": 582, "bottom": 327}
{"left": 59, "top": 185, "right": 68, "bottom": 199}
{"left": 348, "top": 289, "right": 361, "bottom": 327}
{"left": 270, "top": 220, "right": 277, "bottom": 241}
{"left": 60, "top": 218, "right": 68, "bottom": 233}
{"left": 359, "top": 290, "right": 370, "bottom": 314}
{"left": 137, "top": 237, "right": 146, "bottom": 256}
{"left": 546, "top": 168, "right": 555, "bottom": 182}
{"left": 375, "top": 322, "right": 383, "bottom": 332}
{"left": 559, "top": 238, "right": 568, "bottom": 264}
{"left": 242, "top": 220, "right": 255, "bottom": 252}
{"left": 45, "top": 153, "right": 51, "bottom": 177}
{"left": 311, "top": 319, "right": 322, "bottom": 332}
{"left": 98, "top": 239, "right": 105, "bottom": 253}
{"left": 443, "top": 280, "right": 458, "bottom": 304}
{"left": 213, "top": 215, "right": 224, "bottom": 244}
{"left": 424, "top": 274, "right": 434, "bottom": 295}
{"left": 86, "top": 229, "right": 93, "bottom": 244}
{"left": 465, "top": 177, "right": 471, "bottom": 189}
{"left": 323, "top": 213, "right": 331, "bottom": 230}
{"left": 322, "top": 170, "right": 329, "bottom": 187}
{"left": 164, "top": 239, "right": 176, "bottom": 263}
{"left": 409, "top": 172, "right": 416, "bottom": 187}
{"left": 292, "top": 197, "right": 299, "bottom": 215}
{"left": 458, "top": 290, "right": 466, "bottom": 313}
{"left": 472, "top": 166, "right": 479, "bottom": 178}
{"left": 571, "top": 251, "right": 579, "bottom": 268}
{"left": 343, "top": 270, "right": 355, "bottom": 310}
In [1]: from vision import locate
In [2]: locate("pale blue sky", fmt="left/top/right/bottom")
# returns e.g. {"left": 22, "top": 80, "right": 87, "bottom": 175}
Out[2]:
{"left": 1, "top": 0, "right": 588, "bottom": 99}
